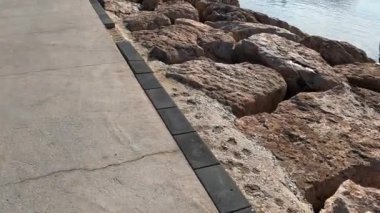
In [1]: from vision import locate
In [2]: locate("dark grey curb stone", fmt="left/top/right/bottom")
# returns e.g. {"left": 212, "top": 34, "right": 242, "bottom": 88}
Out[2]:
{"left": 89, "top": 0, "right": 115, "bottom": 29}
{"left": 95, "top": 22, "right": 252, "bottom": 210}
{"left": 158, "top": 107, "right": 195, "bottom": 135}
{"left": 195, "top": 165, "right": 251, "bottom": 213}
{"left": 116, "top": 41, "right": 144, "bottom": 61}
{"left": 135, "top": 73, "right": 162, "bottom": 90}
{"left": 146, "top": 88, "right": 176, "bottom": 109}
{"left": 233, "top": 207, "right": 255, "bottom": 213}
{"left": 128, "top": 60, "right": 153, "bottom": 74}
{"left": 174, "top": 132, "right": 219, "bottom": 170}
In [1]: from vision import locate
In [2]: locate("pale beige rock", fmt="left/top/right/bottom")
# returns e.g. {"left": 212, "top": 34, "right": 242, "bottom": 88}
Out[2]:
{"left": 237, "top": 84, "right": 380, "bottom": 211}
{"left": 155, "top": 1, "right": 199, "bottom": 23}
{"left": 234, "top": 33, "right": 340, "bottom": 95}
{"left": 123, "top": 11, "right": 171, "bottom": 31}
{"left": 166, "top": 59, "right": 287, "bottom": 117}
{"left": 301, "top": 35, "right": 375, "bottom": 66}
{"left": 103, "top": 0, "right": 140, "bottom": 18}
{"left": 206, "top": 21, "right": 300, "bottom": 42}
{"left": 334, "top": 63, "right": 380, "bottom": 93}
{"left": 133, "top": 19, "right": 235, "bottom": 63}
{"left": 320, "top": 180, "right": 380, "bottom": 213}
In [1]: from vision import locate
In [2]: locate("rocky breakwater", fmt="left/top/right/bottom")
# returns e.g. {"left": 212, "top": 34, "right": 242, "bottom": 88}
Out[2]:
{"left": 102, "top": 0, "right": 380, "bottom": 212}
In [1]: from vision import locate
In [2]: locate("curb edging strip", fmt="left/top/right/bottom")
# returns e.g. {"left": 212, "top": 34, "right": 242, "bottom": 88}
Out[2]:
{"left": 116, "top": 40, "right": 253, "bottom": 213}
{"left": 89, "top": 1, "right": 253, "bottom": 212}
{"left": 89, "top": 0, "right": 115, "bottom": 29}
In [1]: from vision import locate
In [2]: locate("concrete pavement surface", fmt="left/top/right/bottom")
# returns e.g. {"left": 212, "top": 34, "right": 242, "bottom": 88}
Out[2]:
{"left": 0, "top": 0, "right": 217, "bottom": 212}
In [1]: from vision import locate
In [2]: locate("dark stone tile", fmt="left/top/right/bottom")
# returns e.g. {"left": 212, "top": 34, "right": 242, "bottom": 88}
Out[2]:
{"left": 174, "top": 132, "right": 219, "bottom": 169}
{"left": 99, "top": 14, "right": 115, "bottom": 29}
{"left": 135, "top": 73, "right": 162, "bottom": 90}
{"left": 233, "top": 207, "right": 255, "bottom": 213}
{"left": 146, "top": 88, "right": 176, "bottom": 109}
{"left": 158, "top": 107, "right": 194, "bottom": 135}
{"left": 195, "top": 165, "right": 251, "bottom": 213}
{"left": 116, "top": 41, "right": 144, "bottom": 61}
{"left": 128, "top": 60, "right": 153, "bottom": 74}
{"left": 89, "top": 0, "right": 115, "bottom": 29}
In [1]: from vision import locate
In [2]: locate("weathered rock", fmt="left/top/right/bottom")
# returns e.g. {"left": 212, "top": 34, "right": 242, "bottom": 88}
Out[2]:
{"left": 155, "top": 1, "right": 199, "bottom": 23}
{"left": 202, "top": 3, "right": 258, "bottom": 23}
{"left": 123, "top": 11, "right": 171, "bottom": 31}
{"left": 301, "top": 35, "right": 375, "bottom": 66}
{"left": 320, "top": 180, "right": 380, "bottom": 213}
{"left": 234, "top": 33, "right": 340, "bottom": 95}
{"left": 236, "top": 84, "right": 380, "bottom": 211}
{"left": 142, "top": 0, "right": 161, "bottom": 10}
{"left": 201, "top": 3, "right": 306, "bottom": 37}
{"left": 334, "top": 63, "right": 380, "bottom": 93}
{"left": 188, "top": 0, "right": 239, "bottom": 17}
{"left": 166, "top": 59, "right": 287, "bottom": 116}
{"left": 206, "top": 21, "right": 300, "bottom": 42}
{"left": 251, "top": 10, "right": 305, "bottom": 37}
{"left": 133, "top": 19, "right": 235, "bottom": 63}
{"left": 103, "top": 0, "right": 140, "bottom": 18}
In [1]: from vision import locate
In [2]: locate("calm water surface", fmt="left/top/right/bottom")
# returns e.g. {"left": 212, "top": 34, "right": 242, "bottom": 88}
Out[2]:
{"left": 240, "top": 0, "right": 380, "bottom": 60}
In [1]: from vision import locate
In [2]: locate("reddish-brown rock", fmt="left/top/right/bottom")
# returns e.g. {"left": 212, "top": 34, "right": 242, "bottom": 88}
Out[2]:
{"left": 155, "top": 1, "right": 199, "bottom": 23}
{"left": 123, "top": 11, "right": 171, "bottom": 31}
{"left": 234, "top": 33, "right": 340, "bottom": 95}
{"left": 133, "top": 19, "right": 235, "bottom": 64}
{"left": 206, "top": 21, "right": 300, "bottom": 42}
{"left": 320, "top": 180, "right": 380, "bottom": 213}
{"left": 301, "top": 36, "right": 375, "bottom": 66}
{"left": 201, "top": 3, "right": 305, "bottom": 37}
{"left": 237, "top": 84, "right": 380, "bottom": 211}
{"left": 166, "top": 59, "right": 287, "bottom": 116}
{"left": 334, "top": 63, "right": 380, "bottom": 93}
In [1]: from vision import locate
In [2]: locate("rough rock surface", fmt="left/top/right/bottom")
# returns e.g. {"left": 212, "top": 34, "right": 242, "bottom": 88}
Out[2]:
{"left": 156, "top": 1, "right": 199, "bottom": 23}
{"left": 123, "top": 11, "right": 171, "bottom": 31}
{"left": 320, "top": 180, "right": 380, "bottom": 213}
{"left": 207, "top": 21, "right": 300, "bottom": 42}
{"left": 234, "top": 33, "right": 340, "bottom": 96}
{"left": 103, "top": 0, "right": 140, "bottom": 18}
{"left": 133, "top": 19, "right": 235, "bottom": 64}
{"left": 151, "top": 62, "right": 313, "bottom": 213}
{"left": 201, "top": 3, "right": 305, "bottom": 37}
{"left": 166, "top": 59, "right": 287, "bottom": 117}
{"left": 237, "top": 84, "right": 380, "bottom": 211}
{"left": 334, "top": 63, "right": 380, "bottom": 93}
{"left": 202, "top": 3, "right": 258, "bottom": 23}
{"left": 142, "top": 0, "right": 161, "bottom": 10}
{"left": 301, "top": 36, "right": 375, "bottom": 66}
{"left": 251, "top": 10, "right": 305, "bottom": 37}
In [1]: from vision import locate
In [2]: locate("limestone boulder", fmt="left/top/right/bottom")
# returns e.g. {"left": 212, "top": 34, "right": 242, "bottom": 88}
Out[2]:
{"left": 251, "top": 10, "right": 305, "bottom": 37}
{"left": 234, "top": 33, "right": 340, "bottom": 95}
{"left": 201, "top": 3, "right": 305, "bottom": 37}
{"left": 133, "top": 19, "right": 235, "bottom": 64}
{"left": 103, "top": 0, "right": 140, "bottom": 18}
{"left": 166, "top": 59, "right": 287, "bottom": 116}
{"left": 236, "top": 84, "right": 380, "bottom": 211}
{"left": 202, "top": 3, "right": 258, "bottom": 23}
{"left": 188, "top": 0, "right": 240, "bottom": 16}
{"left": 141, "top": 0, "right": 161, "bottom": 10}
{"left": 123, "top": 11, "right": 171, "bottom": 31}
{"left": 155, "top": 1, "right": 199, "bottom": 23}
{"left": 334, "top": 63, "right": 380, "bottom": 93}
{"left": 206, "top": 21, "right": 300, "bottom": 42}
{"left": 320, "top": 180, "right": 380, "bottom": 213}
{"left": 301, "top": 35, "right": 375, "bottom": 66}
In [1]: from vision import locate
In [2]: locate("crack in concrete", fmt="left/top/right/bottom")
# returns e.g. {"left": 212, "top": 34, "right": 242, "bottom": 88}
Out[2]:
{"left": 3, "top": 150, "right": 178, "bottom": 187}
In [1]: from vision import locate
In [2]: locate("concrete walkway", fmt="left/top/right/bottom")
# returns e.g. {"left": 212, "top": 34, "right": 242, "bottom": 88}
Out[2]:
{"left": 0, "top": 0, "right": 216, "bottom": 212}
